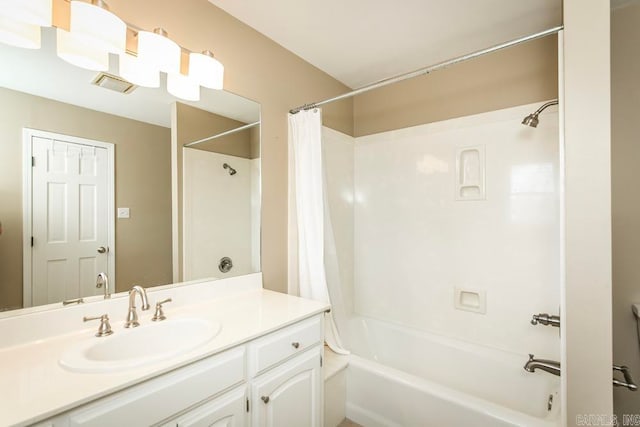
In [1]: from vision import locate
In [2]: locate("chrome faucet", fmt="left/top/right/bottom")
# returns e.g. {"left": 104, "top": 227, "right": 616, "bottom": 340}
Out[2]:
{"left": 124, "top": 285, "right": 150, "bottom": 328}
{"left": 531, "top": 313, "right": 560, "bottom": 327}
{"left": 524, "top": 354, "right": 561, "bottom": 376}
{"left": 96, "top": 272, "right": 110, "bottom": 299}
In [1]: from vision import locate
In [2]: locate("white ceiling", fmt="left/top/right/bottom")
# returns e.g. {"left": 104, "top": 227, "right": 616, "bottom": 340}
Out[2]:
{"left": 209, "top": 0, "right": 563, "bottom": 88}
{"left": 0, "top": 28, "right": 260, "bottom": 128}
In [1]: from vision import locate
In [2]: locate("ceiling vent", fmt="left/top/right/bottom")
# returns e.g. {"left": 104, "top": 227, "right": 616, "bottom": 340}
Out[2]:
{"left": 92, "top": 72, "right": 137, "bottom": 94}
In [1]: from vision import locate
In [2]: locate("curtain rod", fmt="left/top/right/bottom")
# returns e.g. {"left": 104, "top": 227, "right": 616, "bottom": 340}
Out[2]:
{"left": 289, "top": 25, "right": 563, "bottom": 115}
{"left": 184, "top": 121, "right": 260, "bottom": 148}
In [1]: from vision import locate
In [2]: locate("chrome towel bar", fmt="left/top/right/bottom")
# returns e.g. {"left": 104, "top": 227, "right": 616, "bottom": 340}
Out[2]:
{"left": 613, "top": 365, "right": 637, "bottom": 391}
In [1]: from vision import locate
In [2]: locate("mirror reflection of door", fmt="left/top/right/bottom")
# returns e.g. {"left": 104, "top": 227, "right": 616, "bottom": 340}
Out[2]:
{"left": 24, "top": 129, "right": 114, "bottom": 307}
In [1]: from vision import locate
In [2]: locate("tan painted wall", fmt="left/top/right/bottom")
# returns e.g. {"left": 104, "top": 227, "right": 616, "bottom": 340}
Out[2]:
{"left": 354, "top": 36, "right": 558, "bottom": 136}
{"left": 177, "top": 103, "right": 256, "bottom": 159}
{"left": 0, "top": 87, "right": 172, "bottom": 310}
{"left": 107, "top": 0, "right": 354, "bottom": 294}
{"left": 612, "top": 2, "right": 640, "bottom": 417}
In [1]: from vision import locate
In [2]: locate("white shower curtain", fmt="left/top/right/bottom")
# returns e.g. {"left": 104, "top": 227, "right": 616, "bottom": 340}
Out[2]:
{"left": 288, "top": 108, "right": 349, "bottom": 355}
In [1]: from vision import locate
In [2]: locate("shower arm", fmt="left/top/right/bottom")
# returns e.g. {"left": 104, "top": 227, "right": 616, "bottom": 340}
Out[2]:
{"left": 533, "top": 100, "right": 559, "bottom": 116}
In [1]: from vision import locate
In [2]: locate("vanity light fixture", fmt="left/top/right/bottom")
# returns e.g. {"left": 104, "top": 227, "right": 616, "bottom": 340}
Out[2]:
{"left": 56, "top": 0, "right": 125, "bottom": 71}
{"left": 0, "top": 0, "right": 225, "bottom": 97}
{"left": 57, "top": 29, "right": 109, "bottom": 70}
{"left": 0, "top": 17, "right": 42, "bottom": 49}
{"left": 0, "top": 0, "right": 52, "bottom": 49}
{"left": 137, "top": 28, "right": 181, "bottom": 74}
{"left": 119, "top": 52, "right": 160, "bottom": 88}
{"left": 189, "top": 50, "right": 224, "bottom": 90}
{"left": 167, "top": 71, "right": 201, "bottom": 101}
{"left": 0, "top": 0, "right": 52, "bottom": 26}
{"left": 66, "top": 0, "right": 126, "bottom": 54}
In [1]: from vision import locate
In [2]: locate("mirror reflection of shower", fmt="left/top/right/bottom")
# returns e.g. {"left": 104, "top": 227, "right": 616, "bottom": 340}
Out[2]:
{"left": 521, "top": 99, "right": 559, "bottom": 128}
{"left": 223, "top": 163, "right": 237, "bottom": 175}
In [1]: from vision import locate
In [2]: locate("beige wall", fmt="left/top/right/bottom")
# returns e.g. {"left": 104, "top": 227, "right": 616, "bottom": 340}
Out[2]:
{"left": 107, "top": 0, "right": 353, "bottom": 294}
{"left": 354, "top": 35, "right": 558, "bottom": 136}
{"left": 0, "top": 87, "right": 172, "bottom": 310}
{"left": 176, "top": 103, "right": 257, "bottom": 159}
{"left": 612, "top": 2, "right": 640, "bottom": 417}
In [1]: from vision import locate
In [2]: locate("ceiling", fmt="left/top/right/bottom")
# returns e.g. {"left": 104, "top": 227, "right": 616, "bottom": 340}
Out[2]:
{"left": 0, "top": 28, "right": 260, "bottom": 128}
{"left": 209, "top": 0, "right": 563, "bottom": 89}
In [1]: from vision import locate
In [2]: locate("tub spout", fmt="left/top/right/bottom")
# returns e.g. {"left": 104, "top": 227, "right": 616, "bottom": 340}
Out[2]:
{"left": 524, "top": 354, "right": 561, "bottom": 377}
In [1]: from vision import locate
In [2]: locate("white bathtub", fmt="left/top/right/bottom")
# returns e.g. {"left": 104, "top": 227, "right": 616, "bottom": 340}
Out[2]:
{"left": 344, "top": 316, "right": 560, "bottom": 427}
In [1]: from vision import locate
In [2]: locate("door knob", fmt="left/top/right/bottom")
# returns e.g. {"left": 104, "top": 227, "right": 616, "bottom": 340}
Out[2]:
{"left": 261, "top": 396, "right": 270, "bottom": 404}
{"left": 97, "top": 246, "right": 107, "bottom": 254}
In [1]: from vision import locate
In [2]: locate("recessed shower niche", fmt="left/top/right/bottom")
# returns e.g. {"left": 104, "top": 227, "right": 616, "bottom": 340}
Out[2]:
{"left": 455, "top": 145, "right": 486, "bottom": 201}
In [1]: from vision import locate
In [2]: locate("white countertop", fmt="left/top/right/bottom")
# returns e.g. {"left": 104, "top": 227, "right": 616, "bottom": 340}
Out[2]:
{"left": 0, "top": 277, "right": 329, "bottom": 427}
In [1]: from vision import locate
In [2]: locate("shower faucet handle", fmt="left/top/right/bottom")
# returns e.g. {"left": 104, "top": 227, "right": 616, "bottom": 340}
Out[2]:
{"left": 531, "top": 313, "right": 560, "bottom": 327}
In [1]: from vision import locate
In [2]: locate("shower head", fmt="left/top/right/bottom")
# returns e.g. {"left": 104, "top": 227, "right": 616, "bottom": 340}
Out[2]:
{"left": 521, "top": 99, "right": 559, "bottom": 128}
{"left": 223, "top": 163, "right": 237, "bottom": 175}
{"left": 521, "top": 113, "right": 540, "bottom": 128}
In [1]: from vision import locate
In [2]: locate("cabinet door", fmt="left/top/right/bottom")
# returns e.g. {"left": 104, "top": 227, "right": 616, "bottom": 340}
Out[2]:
{"left": 162, "top": 386, "right": 247, "bottom": 427}
{"left": 251, "top": 347, "right": 322, "bottom": 427}
{"left": 32, "top": 415, "right": 69, "bottom": 427}
{"left": 68, "top": 348, "right": 245, "bottom": 427}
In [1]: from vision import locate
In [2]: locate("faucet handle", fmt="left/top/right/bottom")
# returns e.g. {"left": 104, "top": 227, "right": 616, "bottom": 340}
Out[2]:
{"left": 83, "top": 314, "right": 113, "bottom": 337}
{"left": 152, "top": 298, "right": 173, "bottom": 322}
{"left": 531, "top": 313, "right": 560, "bottom": 327}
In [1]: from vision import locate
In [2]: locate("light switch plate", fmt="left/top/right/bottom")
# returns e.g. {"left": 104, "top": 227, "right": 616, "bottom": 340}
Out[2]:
{"left": 117, "top": 207, "right": 130, "bottom": 219}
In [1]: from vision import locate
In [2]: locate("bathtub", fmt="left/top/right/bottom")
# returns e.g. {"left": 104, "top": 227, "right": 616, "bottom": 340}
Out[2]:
{"left": 344, "top": 316, "right": 560, "bottom": 427}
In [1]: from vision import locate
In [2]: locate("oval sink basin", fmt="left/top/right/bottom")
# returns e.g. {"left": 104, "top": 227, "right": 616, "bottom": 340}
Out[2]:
{"left": 59, "top": 318, "right": 221, "bottom": 373}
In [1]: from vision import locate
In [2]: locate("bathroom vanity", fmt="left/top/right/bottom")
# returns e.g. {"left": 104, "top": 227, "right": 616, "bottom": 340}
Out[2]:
{"left": 0, "top": 274, "right": 328, "bottom": 427}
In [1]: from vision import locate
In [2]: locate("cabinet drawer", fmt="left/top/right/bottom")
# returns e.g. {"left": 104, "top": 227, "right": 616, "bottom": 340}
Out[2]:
{"left": 161, "top": 386, "right": 246, "bottom": 427}
{"left": 68, "top": 347, "right": 245, "bottom": 427}
{"left": 248, "top": 315, "right": 322, "bottom": 376}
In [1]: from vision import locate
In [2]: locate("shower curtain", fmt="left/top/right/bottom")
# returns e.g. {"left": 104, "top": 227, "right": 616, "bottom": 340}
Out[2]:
{"left": 288, "top": 108, "right": 348, "bottom": 355}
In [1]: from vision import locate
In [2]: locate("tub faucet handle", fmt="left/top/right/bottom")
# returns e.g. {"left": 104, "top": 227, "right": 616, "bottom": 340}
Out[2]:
{"left": 531, "top": 313, "right": 560, "bottom": 327}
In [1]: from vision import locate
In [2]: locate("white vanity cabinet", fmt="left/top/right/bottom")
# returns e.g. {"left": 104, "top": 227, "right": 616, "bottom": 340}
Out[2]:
{"left": 160, "top": 386, "right": 247, "bottom": 427}
{"left": 251, "top": 348, "right": 322, "bottom": 427}
{"left": 67, "top": 348, "right": 246, "bottom": 427}
{"left": 35, "top": 314, "right": 324, "bottom": 427}
{"left": 248, "top": 316, "right": 323, "bottom": 427}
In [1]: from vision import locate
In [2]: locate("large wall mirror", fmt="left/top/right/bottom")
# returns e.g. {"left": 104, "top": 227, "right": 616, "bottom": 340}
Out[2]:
{"left": 0, "top": 28, "right": 261, "bottom": 314}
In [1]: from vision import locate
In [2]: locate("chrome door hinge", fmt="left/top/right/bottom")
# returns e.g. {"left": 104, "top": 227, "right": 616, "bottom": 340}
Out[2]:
{"left": 31, "top": 236, "right": 34, "bottom": 247}
{"left": 31, "top": 156, "right": 35, "bottom": 167}
{"left": 320, "top": 355, "right": 323, "bottom": 367}
{"left": 246, "top": 398, "right": 250, "bottom": 413}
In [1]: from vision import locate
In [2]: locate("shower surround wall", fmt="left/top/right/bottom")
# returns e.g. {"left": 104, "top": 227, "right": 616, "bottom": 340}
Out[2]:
{"left": 183, "top": 149, "right": 261, "bottom": 280}
{"left": 324, "top": 101, "right": 560, "bottom": 357}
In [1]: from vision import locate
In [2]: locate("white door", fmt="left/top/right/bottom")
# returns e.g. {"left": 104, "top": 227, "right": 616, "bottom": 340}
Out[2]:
{"left": 251, "top": 348, "right": 322, "bottom": 427}
{"left": 25, "top": 130, "right": 114, "bottom": 306}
